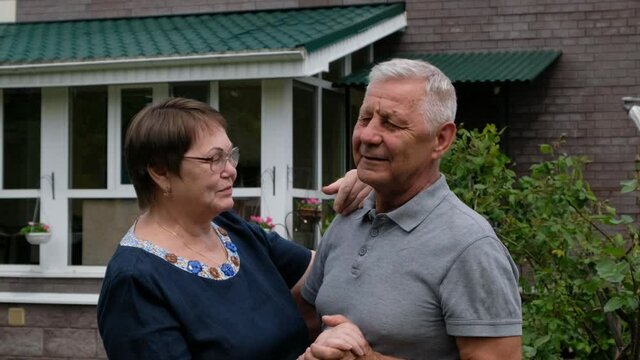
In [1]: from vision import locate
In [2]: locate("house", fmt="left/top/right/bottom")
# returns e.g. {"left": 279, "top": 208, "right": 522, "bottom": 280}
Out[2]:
{"left": 0, "top": 0, "right": 638, "bottom": 358}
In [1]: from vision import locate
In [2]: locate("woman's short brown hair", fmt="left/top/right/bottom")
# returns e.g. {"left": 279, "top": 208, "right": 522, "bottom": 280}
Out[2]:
{"left": 124, "top": 97, "right": 227, "bottom": 209}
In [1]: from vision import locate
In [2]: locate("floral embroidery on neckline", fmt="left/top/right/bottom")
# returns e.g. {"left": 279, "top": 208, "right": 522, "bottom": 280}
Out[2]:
{"left": 120, "top": 222, "right": 240, "bottom": 280}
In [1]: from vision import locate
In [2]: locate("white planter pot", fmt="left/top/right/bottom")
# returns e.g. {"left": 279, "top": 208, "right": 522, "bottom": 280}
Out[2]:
{"left": 25, "top": 232, "right": 51, "bottom": 245}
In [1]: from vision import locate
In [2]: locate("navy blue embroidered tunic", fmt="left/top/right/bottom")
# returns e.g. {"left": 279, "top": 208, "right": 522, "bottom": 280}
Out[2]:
{"left": 97, "top": 212, "right": 312, "bottom": 360}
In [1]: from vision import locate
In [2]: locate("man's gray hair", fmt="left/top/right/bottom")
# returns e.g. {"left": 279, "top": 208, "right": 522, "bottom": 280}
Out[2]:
{"left": 367, "top": 58, "right": 457, "bottom": 130}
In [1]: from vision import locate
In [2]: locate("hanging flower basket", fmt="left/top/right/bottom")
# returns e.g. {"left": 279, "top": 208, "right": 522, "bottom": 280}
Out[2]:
{"left": 25, "top": 232, "right": 52, "bottom": 245}
{"left": 20, "top": 221, "right": 52, "bottom": 245}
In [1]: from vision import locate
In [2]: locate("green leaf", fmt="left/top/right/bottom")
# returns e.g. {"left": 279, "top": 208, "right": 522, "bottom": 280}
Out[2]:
{"left": 603, "top": 246, "right": 626, "bottom": 258}
{"left": 621, "top": 179, "right": 639, "bottom": 193}
{"left": 596, "top": 260, "right": 628, "bottom": 283}
{"left": 539, "top": 144, "right": 552, "bottom": 154}
{"left": 603, "top": 297, "right": 625, "bottom": 312}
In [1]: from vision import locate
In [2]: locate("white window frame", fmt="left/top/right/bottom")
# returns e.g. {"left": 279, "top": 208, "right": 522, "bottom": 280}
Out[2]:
{"left": 0, "top": 76, "right": 347, "bottom": 277}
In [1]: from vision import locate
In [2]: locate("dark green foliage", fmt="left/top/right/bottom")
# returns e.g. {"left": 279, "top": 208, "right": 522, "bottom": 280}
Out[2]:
{"left": 442, "top": 125, "right": 640, "bottom": 359}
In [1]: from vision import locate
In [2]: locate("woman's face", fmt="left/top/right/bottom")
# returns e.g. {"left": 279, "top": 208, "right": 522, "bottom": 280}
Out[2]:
{"left": 169, "top": 125, "right": 237, "bottom": 218}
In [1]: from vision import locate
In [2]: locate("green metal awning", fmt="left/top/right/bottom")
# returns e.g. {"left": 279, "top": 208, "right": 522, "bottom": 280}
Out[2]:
{"left": 0, "top": 4, "right": 407, "bottom": 87}
{"left": 338, "top": 50, "right": 562, "bottom": 86}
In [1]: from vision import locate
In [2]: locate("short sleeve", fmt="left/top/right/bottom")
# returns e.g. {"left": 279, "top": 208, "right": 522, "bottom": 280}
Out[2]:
{"left": 440, "top": 237, "right": 522, "bottom": 337}
{"left": 300, "top": 222, "right": 332, "bottom": 305}
{"left": 261, "top": 227, "right": 312, "bottom": 289}
{"left": 97, "top": 266, "right": 191, "bottom": 360}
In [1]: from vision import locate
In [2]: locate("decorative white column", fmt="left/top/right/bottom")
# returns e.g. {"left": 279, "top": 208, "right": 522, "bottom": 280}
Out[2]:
{"left": 261, "top": 79, "right": 293, "bottom": 238}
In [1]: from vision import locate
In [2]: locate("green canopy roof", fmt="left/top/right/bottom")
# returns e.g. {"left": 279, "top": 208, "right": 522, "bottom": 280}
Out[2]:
{"left": 338, "top": 50, "right": 562, "bottom": 86}
{"left": 0, "top": 3, "right": 405, "bottom": 66}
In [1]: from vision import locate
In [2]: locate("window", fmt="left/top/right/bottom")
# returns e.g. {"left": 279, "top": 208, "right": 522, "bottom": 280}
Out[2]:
{"left": 120, "top": 88, "right": 153, "bottom": 184}
{"left": 70, "top": 86, "right": 108, "bottom": 189}
{"left": 170, "top": 82, "right": 209, "bottom": 103}
{"left": 70, "top": 199, "right": 138, "bottom": 265}
{"left": 322, "top": 89, "right": 346, "bottom": 185}
{"left": 3, "top": 88, "right": 40, "bottom": 189}
{"left": 292, "top": 82, "right": 317, "bottom": 189}
{"left": 0, "top": 89, "right": 41, "bottom": 264}
{"left": 0, "top": 199, "right": 39, "bottom": 264}
{"left": 219, "top": 80, "right": 261, "bottom": 188}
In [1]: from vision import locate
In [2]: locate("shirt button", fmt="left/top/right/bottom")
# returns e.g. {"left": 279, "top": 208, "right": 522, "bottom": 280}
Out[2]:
{"left": 371, "top": 228, "right": 379, "bottom": 237}
{"left": 358, "top": 247, "right": 367, "bottom": 256}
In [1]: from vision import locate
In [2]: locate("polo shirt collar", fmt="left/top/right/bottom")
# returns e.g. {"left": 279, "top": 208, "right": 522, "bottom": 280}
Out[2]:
{"left": 361, "top": 174, "right": 450, "bottom": 232}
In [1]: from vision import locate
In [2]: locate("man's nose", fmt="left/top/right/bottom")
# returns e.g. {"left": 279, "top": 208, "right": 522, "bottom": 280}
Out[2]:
{"left": 358, "top": 116, "right": 383, "bottom": 145}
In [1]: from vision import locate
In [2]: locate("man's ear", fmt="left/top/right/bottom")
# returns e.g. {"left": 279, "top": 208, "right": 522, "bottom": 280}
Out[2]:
{"left": 147, "top": 165, "right": 171, "bottom": 193}
{"left": 431, "top": 122, "right": 457, "bottom": 160}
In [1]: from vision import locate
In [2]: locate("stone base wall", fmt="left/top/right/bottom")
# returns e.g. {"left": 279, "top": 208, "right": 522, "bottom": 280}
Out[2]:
{"left": 0, "top": 304, "right": 105, "bottom": 359}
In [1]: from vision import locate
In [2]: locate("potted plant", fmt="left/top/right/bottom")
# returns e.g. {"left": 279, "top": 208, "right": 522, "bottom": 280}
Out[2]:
{"left": 296, "top": 198, "right": 322, "bottom": 223}
{"left": 250, "top": 215, "right": 275, "bottom": 232}
{"left": 20, "top": 221, "right": 52, "bottom": 245}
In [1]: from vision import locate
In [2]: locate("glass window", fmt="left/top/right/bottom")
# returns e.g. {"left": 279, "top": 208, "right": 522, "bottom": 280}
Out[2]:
{"left": 70, "top": 199, "right": 139, "bottom": 265}
{"left": 3, "top": 88, "right": 40, "bottom": 189}
{"left": 322, "top": 89, "right": 346, "bottom": 185}
{"left": 121, "top": 88, "right": 153, "bottom": 185}
{"left": 232, "top": 198, "right": 260, "bottom": 221}
{"left": 347, "top": 88, "right": 365, "bottom": 169}
{"left": 219, "top": 80, "right": 261, "bottom": 188}
{"left": 293, "top": 82, "right": 317, "bottom": 189}
{"left": 292, "top": 197, "right": 319, "bottom": 250}
{"left": 170, "top": 82, "right": 209, "bottom": 103}
{"left": 0, "top": 199, "right": 39, "bottom": 264}
{"left": 69, "top": 86, "right": 108, "bottom": 189}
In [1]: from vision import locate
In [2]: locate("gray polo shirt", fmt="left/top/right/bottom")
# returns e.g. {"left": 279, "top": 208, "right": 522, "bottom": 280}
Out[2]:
{"left": 302, "top": 175, "right": 521, "bottom": 360}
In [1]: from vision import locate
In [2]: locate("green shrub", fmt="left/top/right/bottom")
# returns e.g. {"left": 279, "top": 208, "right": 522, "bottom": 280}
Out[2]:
{"left": 442, "top": 125, "right": 640, "bottom": 359}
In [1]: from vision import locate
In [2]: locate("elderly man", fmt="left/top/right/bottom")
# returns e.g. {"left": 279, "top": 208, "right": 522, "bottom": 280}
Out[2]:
{"left": 300, "top": 59, "right": 522, "bottom": 360}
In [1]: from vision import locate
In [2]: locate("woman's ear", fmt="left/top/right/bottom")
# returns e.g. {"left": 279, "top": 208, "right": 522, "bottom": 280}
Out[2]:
{"left": 147, "top": 165, "right": 171, "bottom": 195}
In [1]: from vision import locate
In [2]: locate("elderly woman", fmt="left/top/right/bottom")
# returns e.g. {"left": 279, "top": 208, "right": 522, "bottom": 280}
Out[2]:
{"left": 97, "top": 98, "right": 368, "bottom": 360}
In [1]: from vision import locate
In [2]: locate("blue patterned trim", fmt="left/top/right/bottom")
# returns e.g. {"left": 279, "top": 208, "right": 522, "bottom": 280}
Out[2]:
{"left": 120, "top": 222, "right": 240, "bottom": 280}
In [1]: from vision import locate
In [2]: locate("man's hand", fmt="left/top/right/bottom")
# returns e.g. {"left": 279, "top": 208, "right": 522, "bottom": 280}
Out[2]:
{"left": 297, "top": 315, "right": 371, "bottom": 360}
{"left": 323, "top": 170, "right": 372, "bottom": 215}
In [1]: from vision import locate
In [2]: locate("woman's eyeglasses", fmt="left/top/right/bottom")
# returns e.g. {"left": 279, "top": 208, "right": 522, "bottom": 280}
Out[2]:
{"left": 183, "top": 147, "right": 240, "bottom": 173}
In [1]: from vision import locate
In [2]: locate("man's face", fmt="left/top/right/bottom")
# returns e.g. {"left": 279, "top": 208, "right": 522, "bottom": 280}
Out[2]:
{"left": 352, "top": 78, "right": 441, "bottom": 198}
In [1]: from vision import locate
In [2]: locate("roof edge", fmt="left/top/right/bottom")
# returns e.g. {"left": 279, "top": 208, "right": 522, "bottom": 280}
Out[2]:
{"left": 303, "top": 3, "right": 406, "bottom": 53}
{"left": 0, "top": 50, "right": 305, "bottom": 74}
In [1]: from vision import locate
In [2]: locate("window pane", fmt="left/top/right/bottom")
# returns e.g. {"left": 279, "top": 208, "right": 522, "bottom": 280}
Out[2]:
{"left": 70, "top": 199, "right": 139, "bottom": 265}
{"left": 293, "top": 82, "right": 317, "bottom": 189}
{"left": 348, "top": 88, "right": 365, "bottom": 170}
{"left": 292, "top": 197, "right": 318, "bottom": 250}
{"left": 322, "top": 89, "right": 346, "bottom": 185}
{"left": 219, "top": 80, "right": 261, "bottom": 187}
{"left": 70, "top": 86, "right": 108, "bottom": 189}
{"left": 3, "top": 89, "right": 40, "bottom": 189}
{"left": 121, "top": 88, "right": 153, "bottom": 185}
{"left": 232, "top": 198, "right": 260, "bottom": 221}
{"left": 170, "top": 82, "right": 209, "bottom": 103}
{"left": 0, "top": 199, "right": 39, "bottom": 264}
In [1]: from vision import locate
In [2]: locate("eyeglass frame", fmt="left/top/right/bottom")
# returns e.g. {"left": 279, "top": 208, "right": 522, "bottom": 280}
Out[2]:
{"left": 183, "top": 146, "right": 240, "bottom": 172}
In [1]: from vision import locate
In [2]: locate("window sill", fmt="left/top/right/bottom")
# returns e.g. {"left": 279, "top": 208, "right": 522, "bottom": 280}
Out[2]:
{"left": 0, "top": 265, "right": 106, "bottom": 278}
{"left": 0, "top": 291, "right": 99, "bottom": 305}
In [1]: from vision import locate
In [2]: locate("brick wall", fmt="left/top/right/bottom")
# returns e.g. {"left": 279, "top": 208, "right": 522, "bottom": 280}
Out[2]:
{"left": 0, "top": 278, "right": 103, "bottom": 359}
{"left": 0, "top": 304, "right": 105, "bottom": 359}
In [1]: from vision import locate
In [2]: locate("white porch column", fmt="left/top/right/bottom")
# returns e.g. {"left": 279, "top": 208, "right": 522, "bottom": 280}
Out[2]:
{"left": 39, "top": 87, "right": 69, "bottom": 271}
{"left": 261, "top": 79, "right": 293, "bottom": 238}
